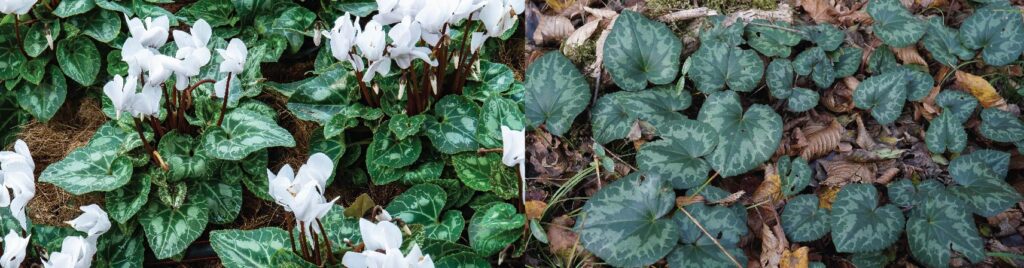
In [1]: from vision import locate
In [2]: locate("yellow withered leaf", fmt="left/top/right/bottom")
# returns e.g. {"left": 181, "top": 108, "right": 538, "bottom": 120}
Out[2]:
{"left": 754, "top": 164, "right": 783, "bottom": 204}
{"left": 781, "top": 246, "right": 810, "bottom": 268}
{"left": 818, "top": 186, "right": 841, "bottom": 209}
{"left": 956, "top": 71, "right": 1007, "bottom": 109}
{"left": 525, "top": 200, "right": 547, "bottom": 220}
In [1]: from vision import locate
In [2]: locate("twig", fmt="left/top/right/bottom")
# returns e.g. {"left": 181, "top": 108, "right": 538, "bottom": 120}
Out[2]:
{"left": 688, "top": 172, "right": 720, "bottom": 198}
{"left": 215, "top": 74, "right": 232, "bottom": 127}
{"left": 658, "top": 7, "right": 719, "bottom": 22}
{"left": 317, "top": 219, "right": 335, "bottom": 264}
{"left": 677, "top": 206, "right": 743, "bottom": 268}
{"left": 133, "top": 117, "right": 168, "bottom": 171}
{"left": 477, "top": 147, "right": 503, "bottom": 154}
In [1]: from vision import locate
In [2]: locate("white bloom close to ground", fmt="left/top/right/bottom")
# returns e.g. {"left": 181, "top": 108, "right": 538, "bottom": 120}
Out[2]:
{"left": 342, "top": 219, "right": 435, "bottom": 268}
{"left": 130, "top": 84, "right": 163, "bottom": 118}
{"left": 103, "top": 75, "right": 138, "bottom": 119}
{"left": 0, "top": 0, "right": 35, "bottom": 15}
{"left": 121, "top": 38, "right": 156, "bottom": 78}
{"left": 415, "top": 0, "right": 454, "bottom": 46}
{"left": 125, "top": 15, "right": 170, "bottom": 49}
{"left": 172, "top": 19, "right": 213, "bottom": 90}
{"left": 217, "top": 38, "right": 248, "bottom": 74}
{"left": 323, "top": 13, "right": 365, "bottom": 71}
{"left": 290, "top": 181, "right": 339, "bottom": 237}
{"left": 373, "top": 0, "right": 424, "bottom": 25}
{"left": 0, "top": 231, "right": 29, "bottom": 268}
{"left": 41, "top": 236, "right": 94, "bottom": 268}
{"left": 358, "top": 21, "right": 391, "bottom": 83}
{"left": 388, "top": 17, "right": 436, "bottom": 69}
{"left": 66, "top": 204, "right": 111, "bottom": 241}
{"left": 500, "top": 126, "right": 526, "bottom": 204}
{"left": 0, "top": 139, "right": 35, "bottom": 231}
{"left": 267, "top": 153, "right": 338, "bottom": 238}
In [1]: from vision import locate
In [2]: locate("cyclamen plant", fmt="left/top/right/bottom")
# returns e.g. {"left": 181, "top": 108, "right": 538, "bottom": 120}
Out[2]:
{"left": 322, "top": 0, "right": 524, "bottom": 114}
{"left": 267, "top": 153, "right": 340, "bottom": 265}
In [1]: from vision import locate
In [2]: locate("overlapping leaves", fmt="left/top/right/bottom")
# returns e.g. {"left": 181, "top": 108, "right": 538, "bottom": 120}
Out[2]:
{"left": 576, "top": 174, "right": 678, "bottom": 267}
{"left": 698, "top": 91, "right": 782, "bottom": 177}
{"left": 830, "top": 184, "right": 905, "bottom": 253}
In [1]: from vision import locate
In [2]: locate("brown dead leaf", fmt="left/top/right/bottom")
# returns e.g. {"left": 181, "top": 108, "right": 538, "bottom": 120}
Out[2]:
{"left": 563, "top": 20, "right": 600, "bottom": 51}
{"left": 987, "top": 209, "right": 1022, "bottom": 237}
{"left": 795, "top": 118, "right": 844, "bottom": 160}
{"left": 843, "top": 76, "right": 861, "bottom": 91}
{"left": 754, "top": 164, "right": 784, "bottom": 204}
{"left": 710, "top": 190, "right": 745, "bottom": 206}
{"left": 525, "top": 200, "right": 547, "bottom": 220}
{"left": 760, "top": 224, "right": 785, "bottom": 268}
{"left": 798, "top": 0, "right": 838, "bottom": 24}
{"left": 818, "top": 186, "right": 842, "bottom": 209}
{"left": 583, "top": 6, "right": 617, "bottom": 19}
{"left": 956, "top": 70, "right": 1009, "bottom": 110}
{"left": 547, "top": 215, "right": 581, "bottom": 258}
{"left": 876, "top": 167, "right": 900, "bottom": 185}
{"left": 545, "top": 0, "right": 577, "bottom": 12}
{"left": 781, "top": 246, "right": 810, "bottom": 268}
{"left": 821, "top": 159, "right": 876, "bottom": 186}
{"left": 533, "top": 13, "right": 575, "bottom": 46}
{"left": 677, "top": 195, "right": 706, "bottom": 207}
{"left": 822, "top": 83, "right": 855, "bottom": 113}
{"left": 344, "top": 193, "right": 376, "bottom": 218}
{"left": 920, "top": 86, "right": 943, "bottom": 120}
{"left": 916, "top": 0, "right": 948, "bottom": 8}
{"left": 892, "top": 46, "right": 928, "bottom": 68}
{"left": 854, "top": 114, "right": 878, "bottom": 150}
{"left": 838, "top": 11, "right": 873, "bottom": 26}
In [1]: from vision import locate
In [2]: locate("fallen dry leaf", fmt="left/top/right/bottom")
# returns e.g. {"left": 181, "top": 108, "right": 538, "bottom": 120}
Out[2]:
{"left": 798, "top": 0, "right": 838, "bottom": 24}
{"left": 547, "top": 215, "right": 582, "bottom": 259}
{"left": 760, "top": 224, "right": 785, "bottom": 268}
{"left": 657, "top": 7, "right": 719, "bottom": 22}
{"left": 795, "top": 118, "right": 844, "bottom": 160}
{"left": 754, "top": 164, "right": 784, "bottom": 204}
{"left": 781, "top": 246, "right": 810, "bottom": 268}
{"left": 710, "top": 190, "right": 745, "bottom": 206}
{"left": 532, "top": 13, "right": 575, "bottom": 46}
{"left": 563, "top": 20, "right": 600, "bottom": 52}
{"left": 677, "top": 195, "right": 706, "bottom": 207}
{"left": 525, "top": 200, "right": 547, "bottom": 220}
{"left": 583, "top": 6, "right": 617, "bottom": 19}
{"left": 821, "top": 159, "right": 876, "bottom": 186}
{"left": 822, "top": 83, "right": 855, "bottom": 113}
{"left": 818, "top": 186, "right": 842, "bottom": 209}
{"left": 892, "top": 46, "right": 928, "bottom": 68}
{"left": 956, "top": 70, "right": 1008, "bottom": 110}
{"left": 876, "top": 167, "right": 900, "bottom": 184}
{"left": 854, "top": 114, "right": 878, "bottom": 150}
{"left": 544, "top": 0, "right": 577, "bottom": 12}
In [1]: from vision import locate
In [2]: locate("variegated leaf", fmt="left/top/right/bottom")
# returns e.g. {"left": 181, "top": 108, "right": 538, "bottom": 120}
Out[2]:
{"left": 907, "top": 192, "right": 985, "bottom": 268}
{"left": 788, "top": 87, "right": 820, "bottom": 112}
{"left": 948, "top": 149, "right": 1022, "bottom": 217}
{"left": 698, "top": 91, "right": 783, "bottom": 177}
{"left": 668, "top": 202, "right": 748, "bottom": 268}
{"left": 40, "top": 137, "right": 134, "bottom": 195}
{"left": 801, "top": 24, "right": 845, "bottom": 51}
{"left": 603, "top": 10, "right": 682, "bottom": 90}
{"left": 16, "top": 66, "right": 67, "bottom": 122}
{"left": 831, "top": 46, "right": 864, "bottom": 78}
{"left": 853, "top": 67, "right": 931, "bottom": 124}
{"left": 202, "top": 109, "right": 296, "bottom": 161}
{"left": 57, "top": 37, "right": 101, "bottom": 86}
{"left": 591, "top": 92, "right": 635, "bottom": 144}
{"left": 746, "top": 20, "right": 801, "bottom": 57}
{"left": 867, "top": 0, "right": 926, "bottom": 47}
{"left": 139, "top": 196, "right": 209, "bottom": 259}
{"left": 159, "top": 132, "right": 212, "bottom": 181}
{"left": 285, "top": 68, "right": 357, "bottom": 124}
{"left": 524, "top": 51, "right": 590, "bottom": 136}
{"left": 576, "top": 174, "right": 678, "bottom": 267}
{"left": 53, "top": 0, "right": 96, "bottom": 17}
{"left": 469, "top": 203, "right": 524, "bottom": 256}
{"left": 618, "top": 87, "right": 692, "bottom": 130}
{"left": 689, "top": 42, "right": 764, "bottom": 93}
{"left": 925, "top": 111, "right": 967, "bottom": 154}
{"left": 779, "top": 156, "right": 812, "bottom": 196}
{"left": 424, "top": 95, "right": 480, "bottom": 154}
{"left": 700, "top": 18, "right": 745, "bottom": 47}
{"left": 105, "top": 169, "right": 152, "bottom": 224}
{"left": 979, "top": 108, "right": 1024, "bottom": 143}
{"left": 466, "top": 60, "right": 515, "bottom": 101}
{"left": 867, "top": 45, "right": 899, "bottom": 74}
{"left": 476, "top": 96, "right": 525, "bottom": 148}
{"left": 94, "top": 226, "right": 145, "bottom": 268}
{"left": 935, "top": 90, "right": 978, "bottom": 124}
{"left": 794, "top": 46, "right": 835, "bottom": 88}
{"left": 637, "top": 119, "right": 718, "bottom": 189}
{"left": 199, "top": 181, "right": 242, "bottom": 224}
{"left": 887, "top": 179, "right": 945, "bottom": 208}
{"left": 366, "top": 120, "right": 423, "bottom": 167}
{"left": 425, "top": 210, "right": 465, "bottom": 242}
{"left": 211, "top": 227, "right": 292, "bottom": 268}
{"left": 781, "top": 194, "right": 830, "bottom": 242}
{"left": 959, "top": 2, "right": 1024, "bottom": 66}
{"left": 386, "top": 184, "right": 447, "bottom": 225}
{"left": 389, "top": 114, "right": 426, "bottom": 141}
{"left": 922, "top": 17, "right": 974, "bottom": 67}
{"left": 830, "top": 184, "right": 905, "bottom": 253}
{"left": 767, "top": 59, "right": 795, "bottom": 99}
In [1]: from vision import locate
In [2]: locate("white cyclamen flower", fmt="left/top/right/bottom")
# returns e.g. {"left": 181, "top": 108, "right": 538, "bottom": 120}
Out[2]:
{"left": 217, "top": 38, "right": 248, "bottom": 74}
{"left": 451, "top": 0, "right": 487, "bottom": 22}
{"left": 172, "top": 19, "right": 213, "bottom": 90}
{"left": 42, "top": 236, "right": 94, "bottom": 268}
{"left": 403, "top": 244, "right": 435, "bottom": 268}
{"left": 375, "top": 209, "right": 392, "bottom": 222}
{"left": 145, "top": 54, "right": 183, "bottom": 87}
{"left": 415, "top": 0, "right": 455, "bottom": 46}
{"left": 0, "top": 0, "right": 35, "bottom": 15}
{"left": 374, "top": 0, "right": 424, "bottom": 25}
{"left": 359, "top": 218, "right": 402, "bottom": 251}
{"left": 66, "top": 204, "right": 111, "bottom": 241}
{"left": 500, "top": 126, "right": 526, "bottom": 204}
{"left": 323, "top": 13, "right": 365, "bottom": 71}
{"left": 342, "top": 220, "right": 436, "bottom": 268}
{"left": 0, "top": 139, "right": 35, "bottom": 231}
{"left": 470, "top": 32, "right": 487, "bottom": 54}
{"left": 103, "top": 75, "right": 138, "bottom": 119}
{"left": 121, "top": 38, "right": 156, "bottom": 78}
{"left": 0, "top": 231, "right": 29, "bottom": 268}
{"left": 267, "top": 164, "right": 296, "bottom": 208}
{"left": 478, "top": 0, "right": 517, "bottom": 37}
{"left": 266, "top": 153, "right": 337, "bottom": 235}
{"left": 358, "top": 21, "right": 390, "bottom": 83}
{"left": 125, "top": 15, "right": 170, "bottom": 49}
{"left": 129, "top": 84, "right": 163, "bottom": 118}
{"left": 290, "top": 181, "right": 338, "bottom": 236}
{"left": 388, "top": 17, "right": 436, "bottom": 69}
{"left": 212, "top": 73, "right": 235, "bottom": 99}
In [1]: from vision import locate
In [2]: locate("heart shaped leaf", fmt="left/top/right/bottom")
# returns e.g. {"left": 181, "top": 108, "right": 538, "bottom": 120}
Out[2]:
{"left": 948, "top": 149, "right": 1022, "bottom": 217}
{"left": 925, "top": 111, "right": 967, "bottom": 154}
{"left": 767, "top": 59, "right": 795, "bottom": 99}
{"left": 779, "top": 156, "right": 812, "bottom": 196}
{"left": 831, "top": 46, "right": 864, "bottom": 78}
{"left": 139, "top": 196, "right": 209, "bottom": 259}
{"left": 386, "top": 184, "right": 446, "bottom": 226}
{"left": 668, "top": 202, "right": 749, "bottom": 267}
{"left": 689, "top": 42, "right": 764, "bottom": 93}
{"left": 525, "top": 51, "right": 591, "bottom": 136}
{"left": 469, "top": 202, "right": 524, "bottom": 256}
{"left": 202, "top": 109, "right": 296, "bottom": 161}
{"left": 285, "top": 68, "right": 357, "bottom": 124}
{"left": 867, "top": 0, "right": 926, "bottom": 47}
{"left": 476, "top": 96, "right": 525, "bottom": 148}
{"left": 211, "top": 227, "right": 292, "bottom": 268}
{"left": 617, "top": 87, "right": 691, "bottom": 129}
{"left": 366, "top": 123, "right": 422, "bottom": 168}
{"left": 907, "top": 193, "right": 985, "bottom": 268}
{"left": 389, "top": 114, "right": 426, "bottom": 141}
{"left": 801, "top": 24, "right": 845, "bottom": 51}
{"left": 868, "top": 45, "right": 899, "bottom": 74}
{"left": 959, "top": 2, "right": 1024, "bottom": 66}
{"left": 787, "top": 88, "right": 820, "bottom": 112}
{"left": 637, "top": 119, "right": 718, "bottom": 189}
{"left": 603, "top": 10, "right": 682, "bottom": 91}
{"left": 577, "top": 174, "right": 679, "bottom": 267}
{"left": 887, "top": 179, "right": 945, "bottom": 208}
{"left": 453, "top": 152, "right": 517, "bottom": 199}
{"left": 57, "top": 36, "right": 101, "bottom": 86}
{"left": 782, "top": 194, "right": 830, "bottom": 242}
{"left": 41, "top": 126, "right": 136, "bottom": 195}
{"left": 104, "top": 169, "right": 152, "bottom": 224}
{"left": 199, "top": 181, "right": 242, "bottom": 224}
{"left": 922, "top": 17, "right": 974, "bottom": 67}
{"left": 159, "top": 132, "right": 212, "bottom": 181}
{"left": 979, "top": 108, "right": 1024, "bottom": 143}
{"left": 16, "top": 66, "right": 67, "bottom": 122}
{"left": 794, "top": 47, "right": 835, "bottom": 88}
{"left": 830, "top": 184, "right": 905, "bottom": 253}
{"left": 424, "top": 95, "right": 480, "bottom": 154}
{"left": 698, "top": 91, "right": 783, "bottom": 177}
{"left": 935, "top": 90, "right": 978, "bottom": 124}
{"left": 590, "top": 91, "right": 635, "bottom": 144}
{"left": 746, "top": 20, "right": 802, "bottom": 57}
{"left": 853, "top": 67, "right": 931, "bottom": 124}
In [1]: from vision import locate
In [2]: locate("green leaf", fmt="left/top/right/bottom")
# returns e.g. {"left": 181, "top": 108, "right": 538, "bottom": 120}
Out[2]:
{"left": 781, "top": 194, "right": 829, "bottom": 242}
{"left": 668, "top": 202, "right": 749, "bottom": 268}
{"left": 590, "top": 91, "right": 634, "bottom": 144}
{"left": 23, "top": 22, "right": 55, "bottom": 58}
{"left": 787, "top": 88, "right": 819, "bottom": 112}
{"left": 57, "top": 37, "right": 101, "bottom": 86}
{"left": 476, "top": 96, "right": 525, "bottom": 148}
{"left": 793, "top": 47, "right": 835, "bottom": 88}
{"left": 240, "top": 150, "right": 273, "bottom": 201}
{"left": 54, "top": 0, "right": 97, "bottom": 17}
{"left": 388, "top": 114, "right": 426, "bottom": 141}
{"left": 159, "top": 132, "right": 212, "bottom": 181}
{"left": 211, "top": 227, "right": 292, "bottom": 268}
{"left": 979, "top": 108, "right": 1024, "bottom": 143}
{"left": 801, "top": 24, "right": 845, "bottom": 51}
{"left": 689, "top": 42, "right": 764, "bottom": 93}
{"left": 867, "top": 0, "right": 925, "bottom": 47}
{"left": 700, "top": 18, "right": 745, "bottom": 47}
{"left": 424, "top": 95, "right": 480, "bottom": 154}
{"left": 868, "top": 45, "right": 899, "bottom": 74}
{"left": 385, "top": 184, "right": 446, "bottom": 226}
{"left": 746, "top": 20, "right": 801, "bottom": 57}
{"left": 16, "top": 66, "right": 67, "bottom": 122}
{"left": 603, "top": 10, "right": 682, "bottom": 91}
{"left": 332, "top": 0, "right": 376, "bottom": 16}
{"left": 637, "top": 119, "right": 717, "bottom": 189}
{"left": 779, "top": 156, "right": 812, "bottom": 196}
{"left": 576, "top": 174, "right": 678, "bottom": 267}
{"left": 94, "top": 227, "right": 145, "bottom": 268}
{"left": 907, "top": 192, "right": 985, "bottom": 268}
{"left": 32, "top": 225, "right": 76, "bottom": 253}
{"left": 20, "top": 57, "right": 47, "bottom": 85}
{"left": 934, "top": 90, "right": 978, "bottom": 123}
{"left": 70, "top": 8, "right": 122, "bottom": 43}
{"left": 887, "top": 179, "right": 944, "bottom": 208}
{"left": 829, "top": 184, "right": 905, "bottom": 253}
{"left": 926, "top": 111, "right": 967, "bottom": 154}
{"left": 96, "top": 0, "right": 133, "bottom": 15}
{"left": 851, "top": 251, "right": 892, "bottom": 268}
{"left": 853, "top": 67, "right": 931, "bottom": 124}
{"left": 139, "top": 196, "right": 209, "bottom": 259}
{"left": 469, "top": 202, "right": 525, "bottom": 257}
{"left": 959, "top": 2, "right": 1024, "bottom": 66}
{"left": 317, "top": 206, "right": 361, "bottom": 251}
{"left": 453, "top": 152, "right": 502, "bottom": 192}
{"left": 202, "top": 109, "right": 296, "bottom": 161}
{"left": 698, "top": 91, "right": 782, "bottom": 177}
{"left": 617, "top": 88, "right": 691, "bottom": 130}
{"left": 524, "top": 51, "right": 590, "bottom": 136}
{"left": 425, "top": 210, "right": 465, "bottom": 242}
{"left": 922, "top": 17, "right": 974, "bottom": 67}
{"left": 177, "top": 0, "right": 237, "bottom": 27}
{"left": 105, "top": 169, "right": 152, "bottom": 224}
{"left": 199, "top": 181, "right": 242, "bottom": 224}
{"left": 366, "top": 123, "right": 422, "bottom": 168}
{"left": 285, "top": 68, "right": 357, "bottom": 125}
{"left": 947, "top": 149, "right": 1022, "bottom": 217}
{"left": 465, "top": 60, "right": 515, "bottom": 101}
{"left": 831, "top": 46, "right": 864, "bottom": 77}
{"left": 767, "top": 59, "right": 795, "bottom": 99}
{"left": 40, "top": 144, "right": 134, "bottom": 195}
